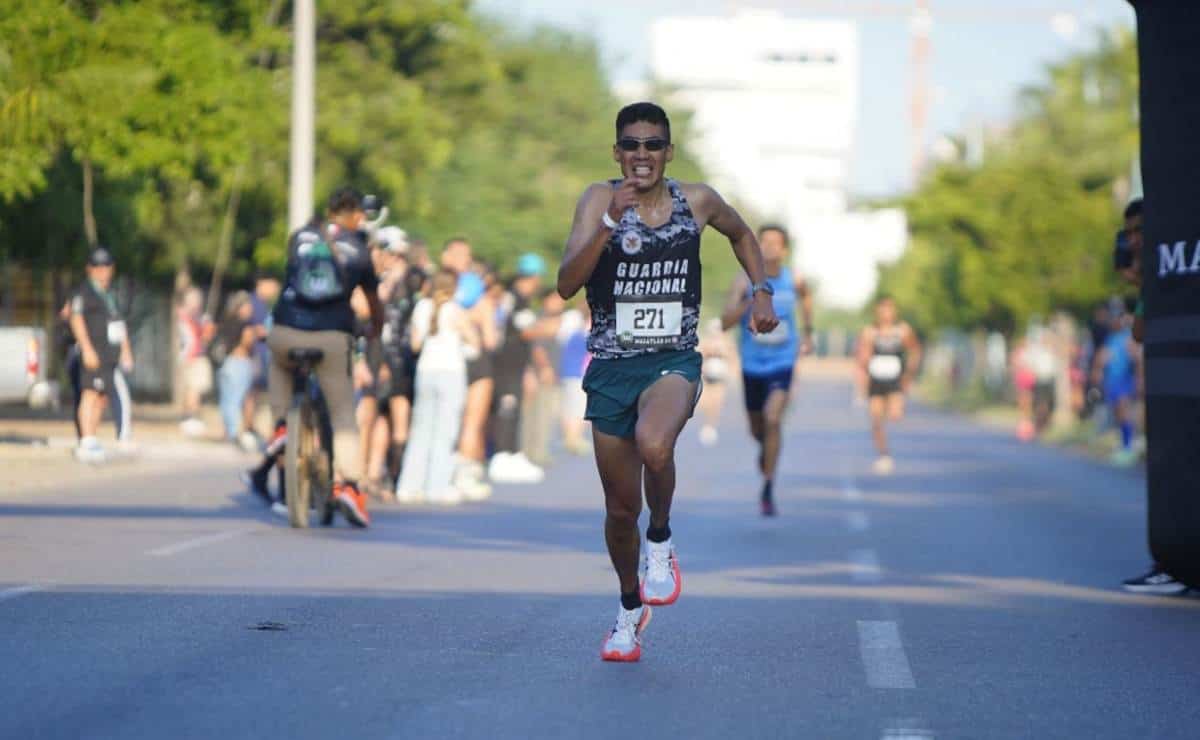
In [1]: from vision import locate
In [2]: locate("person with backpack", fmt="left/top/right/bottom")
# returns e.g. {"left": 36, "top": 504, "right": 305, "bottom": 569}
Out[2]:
{"left": 266, "top": 187, "right": 384, "bottom": 528}
{"left": 213, "top": 291, "right": 263, "bottom": 450}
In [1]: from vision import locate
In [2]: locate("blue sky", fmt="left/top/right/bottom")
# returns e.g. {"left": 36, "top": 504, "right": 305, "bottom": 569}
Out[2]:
{"left": 475, "top": 0, "right": 1135, "bottom": 197}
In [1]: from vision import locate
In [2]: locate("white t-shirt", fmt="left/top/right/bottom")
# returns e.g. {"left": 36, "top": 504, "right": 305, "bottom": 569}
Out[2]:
{"left": 411, "top": 299, "right": 467, "bottom": 373}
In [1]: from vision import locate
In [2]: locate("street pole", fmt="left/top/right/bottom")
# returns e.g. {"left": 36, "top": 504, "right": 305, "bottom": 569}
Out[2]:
{"left": 288, "top": 0, "right": 315, "bottom": 231}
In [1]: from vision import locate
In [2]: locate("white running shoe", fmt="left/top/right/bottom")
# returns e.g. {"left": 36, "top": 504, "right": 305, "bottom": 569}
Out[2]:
{"left": 600, "top": 604, "right": 652, "bottom": 662}
{"left": 699, "top": 425, "right": 718, "bottom": 447}
{"left": 872, "top": 455, "right": 895, "bottom": 476}
{"left": 237, "top": 431, "right": 261, "bottom": 454}
{"left": 641, "top": 538, "right": 682, "bottom": 606}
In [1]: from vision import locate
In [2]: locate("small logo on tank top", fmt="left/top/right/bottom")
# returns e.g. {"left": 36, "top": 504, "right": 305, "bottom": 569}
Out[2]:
{"left": 621, "top": 231, "right": 643, "bottom": 256}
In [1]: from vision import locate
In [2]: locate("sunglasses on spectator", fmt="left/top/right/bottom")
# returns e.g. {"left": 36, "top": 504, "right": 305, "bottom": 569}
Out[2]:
{"left": 616, "top": 137, "right": 669, "bottom": 152}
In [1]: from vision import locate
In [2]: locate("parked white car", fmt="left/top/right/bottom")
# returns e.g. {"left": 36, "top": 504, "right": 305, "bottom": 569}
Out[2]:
{"left": 0, "top": 326, "right": 55, "bottom": 408}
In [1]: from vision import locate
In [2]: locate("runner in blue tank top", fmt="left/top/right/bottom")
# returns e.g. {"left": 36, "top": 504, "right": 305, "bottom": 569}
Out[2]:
{"left": 721, "top": 225, "right": 812, "bottom": 517}
{"left": 557, "top": 102, "right": 779, "bottom": 662}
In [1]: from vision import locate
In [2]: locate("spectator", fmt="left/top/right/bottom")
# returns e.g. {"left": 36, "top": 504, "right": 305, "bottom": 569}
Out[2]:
{"left": 558, "top": 299, "right": 592, "bottom": 456}
{"left": 246, "top": 273, "right": 282, "bottom": 444}
{"left": 397, "top": 270, "right": 478, "bottom": 504}
{"left": 488, "top": 254, "right": 550, "bottom": 485}
{"left": 1093, "top": 310, "right": 1140, "bottom": 467}
{"left": 696, "top": 318, "right": 733, "bottom": 447}
{"left": 176, "top": 286, "right": 214, "bottom": 437}
{"left": 67, "top": 246, "right": 134, "bottom": 463}
{"left": 522, "top": 288, "right": 567, "bottom": 467}
{"left": 213, "top": 291, "right": 261, "bottom": 449}
{"left": 1113, "top": 199, "right": 1185, "bottom": 595}
{"left": 455, "top": 266, "right": 498, "bottom": 501}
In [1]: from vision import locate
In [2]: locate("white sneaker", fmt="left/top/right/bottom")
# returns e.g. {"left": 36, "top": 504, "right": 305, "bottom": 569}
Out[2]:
{"left": 454, "top": 466, "right": 492, "bottom": 502}
{"left": 428, "top": 488, "right": 464, "bottom": 506}
{"left": 510, "top": 453, "right": 545, "bottom": 482}
{"left": 270, "top": 501, "right": 288, "bottom": 518}
{"left": 74, "top": 437, "right": 106, "bottom": 464}
{"left": 489, "top": 452, "right": 543, "bottom": 484}
{"left": 600, "top": 604, "right": 652, "bottom": 662}
{"left": 872, "top": 455, "right": 895, "bottom": 476}
{"left": 395, "top": 489, "right": 426, "bottom": 505}
{"left": 237, "top": 431, "right": 261, "bottom": 454}
{"left": 641, "top": 538, "right": 681, "bottom": 606}
{"left": 180, "top": 417, "right": 207, "bottom": 437}
{"left": 699, "top": 425, "right": 718, "bottom": 447}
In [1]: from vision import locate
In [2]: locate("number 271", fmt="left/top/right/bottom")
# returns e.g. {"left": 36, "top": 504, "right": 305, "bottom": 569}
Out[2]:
{"left": 633, "top": 307, "right": 665, "bottom": 330}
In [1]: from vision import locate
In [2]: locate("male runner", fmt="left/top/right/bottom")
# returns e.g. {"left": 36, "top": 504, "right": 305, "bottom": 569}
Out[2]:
{"left": 856, "top": 296, "right": 921, "bottom": 475}
{"left": 266, "top": 187, "right": 383, "bottom": 527}
{"left": 721, "top": 224, "right": 812, "bottom": 517}
{"left": 558, "top": 102, "right": 778, "bottom": 662}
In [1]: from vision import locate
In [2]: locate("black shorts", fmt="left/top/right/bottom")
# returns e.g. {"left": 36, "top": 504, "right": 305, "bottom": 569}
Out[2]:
{"left": 742, "top": 368, "right": 793, "bottom": 412}
{"left": 383, "top": 359, "right": 416, "bottom": 402}
{"left": 80, "top": 363, "right": 117, "bottom": 395}
{"left": 868, "top": 379, "right": 902, "bottom": 397}
{"left": 467, "top": 352, "right": 494, "bottom": 385}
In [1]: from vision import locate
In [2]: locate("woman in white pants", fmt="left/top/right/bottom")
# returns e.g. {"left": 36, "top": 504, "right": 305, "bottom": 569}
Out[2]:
{"left": 398, "top": 271, "right": 478, "bottom": 504}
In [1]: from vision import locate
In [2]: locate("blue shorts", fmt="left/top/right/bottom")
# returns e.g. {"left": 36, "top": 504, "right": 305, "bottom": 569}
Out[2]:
{"left": 742, "top": 368, "right": 793, "bottom": 412}
{"left": 1105, "top": 376, "right": 1135, "bottom": 403}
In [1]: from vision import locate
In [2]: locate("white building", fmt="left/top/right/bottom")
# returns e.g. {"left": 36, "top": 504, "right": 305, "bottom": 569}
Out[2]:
{"left": 639, "top": 10, "right": 907, "bottom": 308}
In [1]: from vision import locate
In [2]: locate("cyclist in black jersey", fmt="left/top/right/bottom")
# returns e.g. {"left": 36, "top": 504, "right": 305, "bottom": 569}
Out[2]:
{"left": 856, "top": 296, "right": 922, "bottom": 475}
{"left": 558, "top": 102, "right": 778, "bottom": 662}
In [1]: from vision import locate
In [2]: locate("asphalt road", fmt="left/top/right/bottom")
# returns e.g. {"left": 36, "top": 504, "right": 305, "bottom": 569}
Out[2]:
{"left": 2, "top": 378, "right": 1198, "bottom": 740}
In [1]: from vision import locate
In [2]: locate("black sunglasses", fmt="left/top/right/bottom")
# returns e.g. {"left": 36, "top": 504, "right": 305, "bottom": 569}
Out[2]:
{"left": 616, "top": 137, "right": 669, "bottom": 152}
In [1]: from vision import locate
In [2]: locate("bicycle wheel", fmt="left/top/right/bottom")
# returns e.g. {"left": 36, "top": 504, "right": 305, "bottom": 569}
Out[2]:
{"left": 285, "top": 405, "right": 311, "bottom": 529}
{"left": 314, "top": 447, "right": 334, "bottom": 526}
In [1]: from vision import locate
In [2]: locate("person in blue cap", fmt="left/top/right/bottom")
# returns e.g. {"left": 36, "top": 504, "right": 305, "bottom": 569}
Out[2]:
{"left": 487, "top": 252, "right": 554, "bottom": 484}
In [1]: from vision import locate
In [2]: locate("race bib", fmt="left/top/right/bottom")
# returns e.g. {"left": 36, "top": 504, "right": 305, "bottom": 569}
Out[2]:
{"left": 107, "top": 320, "right": 127, "bottom": 345}
{"left": 752, "top": 321, "right": 790, "bottom": 346}
{"left": 868, "top": 355, "right": 902, "bottom": 381}
{"left": 616, "top": 299, "right": 682, "bottom": 349}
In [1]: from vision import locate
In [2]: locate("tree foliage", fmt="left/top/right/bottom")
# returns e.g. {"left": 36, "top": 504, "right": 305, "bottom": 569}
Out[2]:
{"left": 0, "top": 0, "right": 704, "bottom": 287}
{"left": 877, "top": 27, "right": 1138, "bottom": 334}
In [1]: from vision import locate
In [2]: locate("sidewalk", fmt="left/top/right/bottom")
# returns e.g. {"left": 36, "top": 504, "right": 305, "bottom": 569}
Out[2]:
{"left": 0, "top": 403, "right": 259, "bottom": 494}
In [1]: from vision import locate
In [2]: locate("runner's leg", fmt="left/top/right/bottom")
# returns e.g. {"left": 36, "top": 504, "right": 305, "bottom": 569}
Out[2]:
{"left": 594, "top": 429, "right": 644, "bottom": 595}
{"left": 760, "top": 388, "right": 789, "bottom": 481}
{"left": 888, "top": 392, "right": 906, "bottom": 422}
{"left": 636, "top": 373, "right": 699, "bottom": 531}
{"left": 869, "top": 395, "right": 888, "bottom": 457}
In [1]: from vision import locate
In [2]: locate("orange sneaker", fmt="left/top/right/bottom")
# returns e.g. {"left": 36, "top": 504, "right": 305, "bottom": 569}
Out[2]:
{"left": 600, "top": 604, "right": 652, "bottom": 662}
{"left": 334, "top": 483, "right": 370, "bottom": 528}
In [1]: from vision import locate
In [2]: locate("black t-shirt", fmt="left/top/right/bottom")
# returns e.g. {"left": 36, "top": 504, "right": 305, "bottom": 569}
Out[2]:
{"left": 69, "top": 280, "right": 123, "bottom": 366}
{"left": 272, "top": 221, "right": 379, "bottom": 334}
{"left": 494, "top": 291, "right": 536, "bottom": 375}
{"left": 380, "top": 267, "right": 426, "bottom": 370}
{"left": 217, "top": 318, "right": 251, "bottom": 360}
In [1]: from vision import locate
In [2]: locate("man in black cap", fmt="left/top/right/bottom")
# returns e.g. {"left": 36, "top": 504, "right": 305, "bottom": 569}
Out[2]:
{"left": 67, "top": 246, "right": 133, "bottom": 463}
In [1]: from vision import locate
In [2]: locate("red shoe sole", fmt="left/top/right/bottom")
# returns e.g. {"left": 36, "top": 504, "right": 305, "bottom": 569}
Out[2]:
{"left": 640, "top": 557, "right": 682, "bottom": 606}
{"left": 600, "top": 606, "right": 652, "bottom": 662}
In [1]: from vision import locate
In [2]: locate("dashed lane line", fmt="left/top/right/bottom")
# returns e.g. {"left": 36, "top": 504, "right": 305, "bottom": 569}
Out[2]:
{"left": 858, "top": 620, "right": 917, "bottom": 689}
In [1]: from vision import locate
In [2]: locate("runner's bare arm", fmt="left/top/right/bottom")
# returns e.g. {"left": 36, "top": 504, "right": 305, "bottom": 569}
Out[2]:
{"left": 856, "top": 326, "right": 874, "bottom": 393}
{"left": 720, "top": 272, "right": 752, "bottom": 331}
{"left": 558, "top": 182, "right": 634, "bottom": 299}
{"left": 686, "top": 184, "right": 777, "bottom": 334}
{"left": 796, "top": 273, "right": 814, "bottom": 354}
{"left": 901, "top": 323, "right": 922, "bottom": 387}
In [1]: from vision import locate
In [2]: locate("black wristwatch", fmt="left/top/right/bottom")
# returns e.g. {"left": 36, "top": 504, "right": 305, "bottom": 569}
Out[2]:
{"left": 751, "top": 280, "right": 775, "bottom": 297}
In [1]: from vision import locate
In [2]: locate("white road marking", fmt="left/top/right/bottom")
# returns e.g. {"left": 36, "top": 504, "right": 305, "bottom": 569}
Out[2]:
{"left": 146, "top": 527, "right": 262, "bottom": 557}
{"left": 846, "top": 510, "right": 871, "bottom": 532}
{"left": 858, "top": 621, "right": 916, "bottom": 689}
{"left": 0, "top": 584, "right": 47, "bottom": 601}
{"left": 850, "top": 549, "right": 883, "bottom": 583}
{"left": 842, "top": 482, "right": 863, "bottom": 502}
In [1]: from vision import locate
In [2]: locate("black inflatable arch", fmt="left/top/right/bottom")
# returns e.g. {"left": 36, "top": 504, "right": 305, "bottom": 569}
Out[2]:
{"left": 1131, "top": 0, "right": 1200, "bottom": 588}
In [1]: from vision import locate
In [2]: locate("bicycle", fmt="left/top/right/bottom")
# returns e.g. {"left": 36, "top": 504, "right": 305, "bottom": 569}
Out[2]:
{"left": 284, "top": 348, "right": 335, "bottom": 528}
